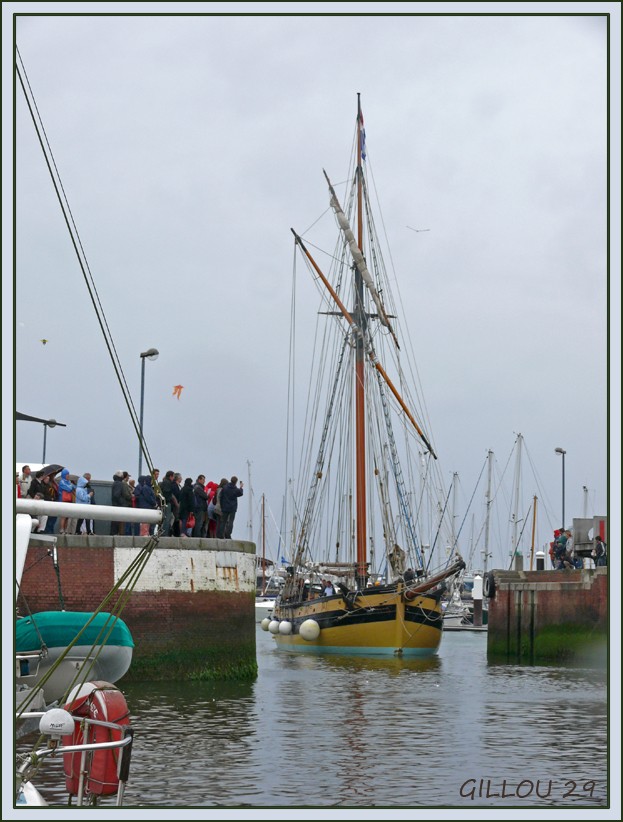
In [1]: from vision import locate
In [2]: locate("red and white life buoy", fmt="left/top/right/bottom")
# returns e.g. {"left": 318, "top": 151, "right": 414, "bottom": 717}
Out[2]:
{"left": 62, "top": 680, "right": 130, "bottom": 797}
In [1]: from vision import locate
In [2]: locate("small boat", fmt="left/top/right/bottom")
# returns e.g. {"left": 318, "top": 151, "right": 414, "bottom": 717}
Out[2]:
{"left": 255, "top": 595, "right": 276, "bottom": 622}
{"left": 254, "top": 493, "right": 285, "bottom": 621}
{"left": 442, "top": 575, "right": 488, "bottom": 630}
{"left": 16, "top": 611, "right": 134, "bottom": 704}
{"left": 266, "top": 96, "right": 465, "bottom": 655}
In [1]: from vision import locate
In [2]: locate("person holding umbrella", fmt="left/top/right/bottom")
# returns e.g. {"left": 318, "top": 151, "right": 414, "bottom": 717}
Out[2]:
{"left": 39, "top": 465, "right": 62, "bottom": 533}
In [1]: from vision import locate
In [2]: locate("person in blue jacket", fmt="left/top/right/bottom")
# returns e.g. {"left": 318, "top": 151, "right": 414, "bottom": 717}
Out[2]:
{"left": 134, "top": 475, "right": 158, "bottom": 536}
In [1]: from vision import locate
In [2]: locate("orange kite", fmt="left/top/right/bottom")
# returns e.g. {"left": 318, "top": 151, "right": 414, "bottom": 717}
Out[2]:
{"left": 172, "top": 385, "right": 184, "bottom": 400}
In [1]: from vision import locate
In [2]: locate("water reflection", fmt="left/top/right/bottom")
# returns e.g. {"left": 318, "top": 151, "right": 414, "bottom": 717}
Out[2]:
{"left": 15, "top": 628, "right": 607, "bottom": 808}
{"left": 318, "top": 653, "right": 441, "bottom": 677}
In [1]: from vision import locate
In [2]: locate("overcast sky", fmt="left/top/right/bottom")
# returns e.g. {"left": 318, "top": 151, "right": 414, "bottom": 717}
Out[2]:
{"left": 4, "top": 2, "right": 620, "bottom": 566}
{"left": 2, "top": 5, "right": 621, "bottom": 822}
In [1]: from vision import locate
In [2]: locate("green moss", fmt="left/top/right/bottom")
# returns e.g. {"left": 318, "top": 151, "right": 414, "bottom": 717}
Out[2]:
{"left": 124, "top": 642, "right": 257, "bottom": 682}
{"left": 534, "top": 624, "right": 607, "bottom": 664}
{"left": 488, "top": 623, "right": 607, "bottom": 666}
{"left": 188, "top": 658, "right": 258, "bottom": 681}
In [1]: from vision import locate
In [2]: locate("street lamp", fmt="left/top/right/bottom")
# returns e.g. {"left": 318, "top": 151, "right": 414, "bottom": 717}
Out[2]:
{"left": 16, "top": 412, "right": 67, "bottom": 463}
{"left": 43, "top": 419, "right": 58, "bottom": 463}
{"left": 554, "top": 447, "right": 566, "bottom": 531}
{"left": 138, "top": 348, "right": 159, "bottom": 479}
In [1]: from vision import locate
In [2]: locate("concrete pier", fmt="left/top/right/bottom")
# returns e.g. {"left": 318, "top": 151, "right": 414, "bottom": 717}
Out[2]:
{"left": 17, "top": 535, "right": 258, "bottom": 681}
{"left": 486, "top": 567, "right": 607, "bottom": 665}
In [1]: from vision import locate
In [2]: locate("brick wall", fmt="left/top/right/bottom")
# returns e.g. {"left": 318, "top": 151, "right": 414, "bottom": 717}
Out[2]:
{"left": 487, "top": 569, "right": 608, "bottom": 663}
{"left": 17, "top": 537, "right": 257, "bottom": 680}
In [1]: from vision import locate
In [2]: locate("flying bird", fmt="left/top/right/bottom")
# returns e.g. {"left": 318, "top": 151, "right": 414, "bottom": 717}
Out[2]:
{"left": 406, "top": 226, "right": 430, "bottom": 233}
{"left": 172, "top": 385, "right": 184, "bottom": 400}
{"left": 40, "top": 339, "right": 49, "bottom": 345}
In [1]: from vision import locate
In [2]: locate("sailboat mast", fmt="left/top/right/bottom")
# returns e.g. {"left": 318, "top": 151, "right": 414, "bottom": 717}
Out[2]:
{"left": 483, "top": 450, "right": 493, "bottom": 574}
{"left": 261, "top": 493, "right": 266, "bottom": 594}
{"left": 355, "top": 93, "right": 367, "bottom": 588}
{"left": 511, "top": 433, "right": 523, "bottom": 560}
{"left": 247, "top": 460, "right": 253, "bottom": 542}
{"left": 529, "top": 495, "right": 538, "bottom": 571}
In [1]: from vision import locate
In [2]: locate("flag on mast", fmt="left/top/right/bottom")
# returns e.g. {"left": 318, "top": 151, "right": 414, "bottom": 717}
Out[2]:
{"left": 359, "top": 109, "right": 366, "bottom": 161}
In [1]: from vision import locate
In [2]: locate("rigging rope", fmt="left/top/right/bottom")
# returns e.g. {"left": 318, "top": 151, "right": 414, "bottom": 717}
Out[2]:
{"left": 16, "top": 48, "right": 159, "bottom": 485}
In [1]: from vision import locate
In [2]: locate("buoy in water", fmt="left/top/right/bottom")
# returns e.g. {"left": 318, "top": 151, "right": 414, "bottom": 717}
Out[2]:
{"left": 278, "top": 621, "right": 292, "bottom": 635}
{"left": 268, "top": 620, "right": 280, "bottom": 635}
{"left": 260, "top": 618, "right": 271, "bottom": 631}
{"left": 299, "top": 619, "right": 320, "bottom": 641}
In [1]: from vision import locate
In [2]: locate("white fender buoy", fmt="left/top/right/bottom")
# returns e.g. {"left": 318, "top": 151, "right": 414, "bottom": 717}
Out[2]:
{"left": 268, "top": 619, "right": 280, "bottom": 635}
{"left": 299, "top": 619, "right": 321, "bottom": 641}
{"left": 278, "top": 621, "right": 292, "bottom": 635}
{"left": 260, "top": 618, "right": 271, "bottom": 631}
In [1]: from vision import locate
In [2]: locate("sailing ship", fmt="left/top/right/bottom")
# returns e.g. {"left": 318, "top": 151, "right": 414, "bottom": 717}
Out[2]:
{"left": 266, "top": 96, "right": 464, "bottom": 655}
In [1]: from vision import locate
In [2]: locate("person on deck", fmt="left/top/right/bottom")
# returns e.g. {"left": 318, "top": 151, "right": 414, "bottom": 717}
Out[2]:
{"left": 192, "top": 475, "right": 209, "bottom": 538}
{"left": 593, "top": 536, "right": 608, "bottom": 567}
{"left": 75, "top": 476, "right": 91, "bottom": 535}
{"left": 111, "top": 471, "right": 132, "bottom": 535}
{"left": 19, "top": 465, "right": 32, "bottom": 498}
{"left": 171, "top": 473, "right": 182, "bottom": 537}
{"left": 26, "top": 470, "right": 48, "bottom": 533}
{"left": 160, "top": 470, "right": 176, "bottom": 536}
{"left": 179, "top": 478, "right": 195, "bottom": 537}
{"left": 206, "top": 480, "right": 219, "bottom": 538}
{"left": 134, "top": 475, "right": 158, "bottom": 536}
{"left": 57, "top": 468, "right": 75, "bottom": 535}
{"left": 42, "top": 473, "right": 59, "bottom": 533}
{"left": 218, "top": 476, "right": 244, "bottom": 539}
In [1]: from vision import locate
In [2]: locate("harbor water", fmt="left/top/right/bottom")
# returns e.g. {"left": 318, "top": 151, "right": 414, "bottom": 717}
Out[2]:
{"left": 16, "top": 624, "right": 609, "bottom": 814}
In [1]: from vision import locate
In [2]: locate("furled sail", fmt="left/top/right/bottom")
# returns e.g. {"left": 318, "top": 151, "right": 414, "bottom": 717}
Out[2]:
{"left": 325, "top": 172, "right": 400, "bottom": 349}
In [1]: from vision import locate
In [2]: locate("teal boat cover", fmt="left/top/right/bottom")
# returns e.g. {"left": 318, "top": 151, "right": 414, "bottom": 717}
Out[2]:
{"left": 16, "top": 611, "right": 134, "bottom": 652}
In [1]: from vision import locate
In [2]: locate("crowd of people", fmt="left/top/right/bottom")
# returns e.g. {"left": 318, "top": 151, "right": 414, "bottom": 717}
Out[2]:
{"left": 549, "top": 528, "right": 608, "bottom": 570}
{"left": 16, "top": 464, "right": 245, "bottom": 540}
{"left": 16, "top": 465, "right": 95, "bottom": 535}
{"left": 110, "top": 470, "right": 244, "bottom": 539}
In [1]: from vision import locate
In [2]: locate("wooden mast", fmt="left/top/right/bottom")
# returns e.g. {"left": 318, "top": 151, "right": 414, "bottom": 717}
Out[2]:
{"left": 529, "top": 495, "right": 538, "bottom": 571}
{"left": 355, "top": 93, "right": 367, "bottom": 589}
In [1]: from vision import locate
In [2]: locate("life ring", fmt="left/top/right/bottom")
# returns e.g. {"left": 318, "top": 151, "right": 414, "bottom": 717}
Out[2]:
{"left": 483, "top": 572, "right": 496, "bottom": 599}
{"left": 62, "top": 681, "right": 130, "bottom": 797}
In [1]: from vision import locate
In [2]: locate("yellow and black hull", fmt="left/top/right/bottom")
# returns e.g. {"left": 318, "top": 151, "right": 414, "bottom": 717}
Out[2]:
{"left": 271, "top": 583, "right": 443, "bottom": 657}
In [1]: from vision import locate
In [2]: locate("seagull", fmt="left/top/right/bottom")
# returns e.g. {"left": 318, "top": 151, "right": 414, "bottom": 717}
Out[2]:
{"left": 406, "top": 226, "right": 430, "bottom": 233}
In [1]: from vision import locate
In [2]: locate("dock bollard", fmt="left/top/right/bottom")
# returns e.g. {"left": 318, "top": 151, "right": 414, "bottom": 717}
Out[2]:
{"left": 536, "top": 550, "right": 545, "bottom": 571}
{"left": 472, "top": 574, "right": 483, "bottom": 627}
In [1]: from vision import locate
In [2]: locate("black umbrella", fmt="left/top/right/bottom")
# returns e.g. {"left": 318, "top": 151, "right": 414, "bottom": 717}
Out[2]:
{"left": 40, "top": 464, "right": 64, "bottom": 478}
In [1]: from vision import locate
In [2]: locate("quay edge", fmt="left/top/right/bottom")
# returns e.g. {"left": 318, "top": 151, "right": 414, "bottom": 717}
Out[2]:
{"left": 485, "top": 567, "right": 608, "bottom": 666}
{"left": 18, "top": 535, "right": 258, "bottom": 681}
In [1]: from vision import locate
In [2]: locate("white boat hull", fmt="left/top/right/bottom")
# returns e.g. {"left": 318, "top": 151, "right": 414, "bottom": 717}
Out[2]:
{"left": 16, "top": 781, "right": 48, "bottom": 807}
{"left": 17, "top": 644, "right": 133, "bottom": 704}
{"left": 255, "top": 597, "right": 276, "bottom": 621}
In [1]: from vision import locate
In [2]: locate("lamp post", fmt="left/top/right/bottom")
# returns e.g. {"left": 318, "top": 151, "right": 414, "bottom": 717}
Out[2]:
{"left": 16, "top": 412, "right": 67, "bottom": 463}
{"left": 554, "top": 447, "right": 566, "bottom": 531}
{"left": 42, "top": 419, "right": 58, "bottom": 463}
{"left": 138, "top": 348, "right": 159, "bottom": 479}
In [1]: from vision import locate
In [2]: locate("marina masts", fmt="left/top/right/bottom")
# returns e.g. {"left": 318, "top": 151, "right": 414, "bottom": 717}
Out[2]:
{"left": 483, "top": 449, "right": 493, "bottom": 574}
